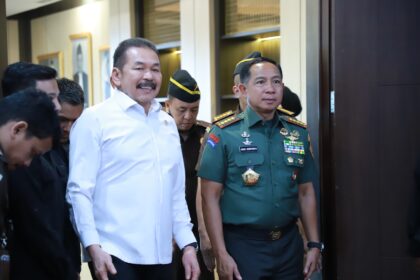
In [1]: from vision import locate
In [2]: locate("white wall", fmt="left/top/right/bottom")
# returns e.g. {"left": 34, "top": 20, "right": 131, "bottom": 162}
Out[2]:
{"left": 31, "top": 0, "right": 110, "bottom": 105}
{"left": 6, "top": 20, "right": 19, "bottom": 64}
{"left": 280, "top": 0, "right": 307, "bottom": 122}
{"left": 180, "top": 0, "right": 216, "bottom": 122}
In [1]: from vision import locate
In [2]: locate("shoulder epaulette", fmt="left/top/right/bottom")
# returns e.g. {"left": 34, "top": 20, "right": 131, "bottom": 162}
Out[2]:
{"left": 196, "top": 120, "right": 211, "bottom": 128}
{"left": 215, "top": 115, "right": 242, "bottom": 129}
{"left": 212, "top": 110, "right": 235, "bottom": 124}
{"left": 283, "top": 116, "right": 307, "bottom": 129}
{"left": 277, "top": 106, "right": 295, "bottom": 116}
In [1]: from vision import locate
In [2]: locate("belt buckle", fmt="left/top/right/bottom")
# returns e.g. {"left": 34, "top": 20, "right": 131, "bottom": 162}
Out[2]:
{"left": 269, "top": 230, "right": 282, "bottom": 240}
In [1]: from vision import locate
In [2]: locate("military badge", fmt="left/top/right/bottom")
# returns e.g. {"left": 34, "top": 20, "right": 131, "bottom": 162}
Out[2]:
{"left": 241, "top": 131, "right": 250, "bottom": 138}
{"left": 284, "top": 139, "right": 305, "bottom": 155}
{"left": 291, "top": 170, "right": 298, "bottom": 181}
{"left": 242, "top": 168, "right": 260, "bottom": 186}
{"left": 242, "top": 138, "right": 253, "bottom": 145}
{"left": 290, "top": 130, "right": 300, "bottom": 139}
{"left": 280, "top": 128, "right": 288, "bottom": 136}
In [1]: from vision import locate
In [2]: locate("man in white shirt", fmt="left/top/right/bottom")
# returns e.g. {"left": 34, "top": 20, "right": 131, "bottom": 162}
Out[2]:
{"left": 67, "top": 37, "right": 200, "bottom": 280}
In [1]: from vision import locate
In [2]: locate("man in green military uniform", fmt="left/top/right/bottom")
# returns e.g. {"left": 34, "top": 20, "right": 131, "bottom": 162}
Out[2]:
{"left": 213, "top": 51, "right": 302, "bottom": 124}
{"left": 166, "top": 70, "right": 215, "bottom": 280}
{"left": 198, "top": 57, "right": 322, "bottom": 280}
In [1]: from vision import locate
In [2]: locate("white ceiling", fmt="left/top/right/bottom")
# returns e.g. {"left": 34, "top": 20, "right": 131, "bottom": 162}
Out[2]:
{"left": 6, "top": 0, "right": 62, "bottom": 17}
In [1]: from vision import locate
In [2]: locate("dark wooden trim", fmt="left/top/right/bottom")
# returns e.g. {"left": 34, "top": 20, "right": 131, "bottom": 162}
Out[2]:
{"left": 214, "top": 0, "right": 222, "bottom": 114}
{"left": 319, "top": 0, "right": 336, "bottom": 279}
{"left": 8, "top": 0, "right": 99, "bottom": 20}
{"left": 0, "top": 0, "right": 7, "bottom": 98}
{"left": 133, "top": 0, "right": 143, "bottom": 37}
{"left": 18, "top": 18, "right": 31, "bottom": 62}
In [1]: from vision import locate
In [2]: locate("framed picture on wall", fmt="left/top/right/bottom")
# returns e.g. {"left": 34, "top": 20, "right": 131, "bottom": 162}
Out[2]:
{"left": 99, "top": 45, "right": 112, "bottom": 101}
{"left": 70, "top": 32, "right": 93, "bottom": 107}
{"left": 37, "top": 51, "right": 64, "bottom": 77}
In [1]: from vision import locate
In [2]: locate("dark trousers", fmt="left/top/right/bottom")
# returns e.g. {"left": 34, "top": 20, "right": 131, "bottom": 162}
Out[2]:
{"left": 224, "top": 224, "right": 304, "bottom": 280}
{"left": 172, "top": 246, "right": 214, "bottom": 280}
{"left": 108, "top": 256, "right": 172, "bottom": 280}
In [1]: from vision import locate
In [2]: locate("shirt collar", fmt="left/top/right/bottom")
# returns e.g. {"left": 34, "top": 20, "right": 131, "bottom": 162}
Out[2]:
{"left": 114, "top": 89, "right": 161, "bottom": 113}
{"left": 244, "top": 106, "right": 280, "bottom": 128}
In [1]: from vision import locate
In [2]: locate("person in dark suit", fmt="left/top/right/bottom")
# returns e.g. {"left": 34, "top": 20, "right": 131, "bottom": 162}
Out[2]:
{"left": 165, "top": 70, "right": 214, "bottom": 280}
{"left": 0, "top": 89, "right": 60, "bottom": 170}
{"left": 73, "top": 44, "right": 89, "bottom": 107}
{"left": 1, "top": 62, "right": 80, "bottom": 280}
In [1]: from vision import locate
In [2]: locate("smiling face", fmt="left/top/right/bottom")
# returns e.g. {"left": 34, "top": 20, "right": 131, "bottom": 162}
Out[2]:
{"left": 111, "top": 47, "right": 162, "bottom": 111}
{"left": 166, "top": 97, "right": 200, "bottom": 132}
{"left": 0, "top": 121, "right": 52, "bottom": 168}
{"left": 240, "top": 61, "right": 284, "bottom": 118}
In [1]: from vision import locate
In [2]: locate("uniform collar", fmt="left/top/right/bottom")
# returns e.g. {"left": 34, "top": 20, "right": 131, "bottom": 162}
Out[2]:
{"left": 244, "top": 106, "right": 280, "bottom": 128}
{"left": 114, "top": 89, "right": 161, "bottom": 113}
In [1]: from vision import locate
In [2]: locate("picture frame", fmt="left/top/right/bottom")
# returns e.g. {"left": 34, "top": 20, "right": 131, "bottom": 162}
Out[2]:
{"left": 99, "top": 45, "right": 112, "bottom": 101}
{"left": 69, "top": 32, "right": 93, "bottom": 107}
{"left": 37, "top": 51, "right": 64, "bottom": 77}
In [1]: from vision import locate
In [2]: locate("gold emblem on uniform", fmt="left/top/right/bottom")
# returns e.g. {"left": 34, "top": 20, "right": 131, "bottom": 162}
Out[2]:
{"left": 280, "top": 128, "right": 288, "bottom": 136}
{"left": 287, "top": 157, "right": 294, "bottom": 164}
{"left": 242, "top": 168, "right": 260, "bottom": 186}
{"left": 298, "top": 158, "right": 304, "bottom": 165}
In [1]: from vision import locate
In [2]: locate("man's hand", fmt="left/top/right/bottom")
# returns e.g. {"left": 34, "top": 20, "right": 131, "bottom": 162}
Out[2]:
{"left": 87, "top": 244, "right": 117, "bottom": 280}
{"left": 303, "top": 248, "right": 321, "bottom": 280}
{"left": 216, "top": 252, "right": 242, "bottom": 280}
{"left": 182, "top": 246, "right": 200, "bottom": 280}
{"left": 199, "top": 234, "right": 215, "bottom": 272}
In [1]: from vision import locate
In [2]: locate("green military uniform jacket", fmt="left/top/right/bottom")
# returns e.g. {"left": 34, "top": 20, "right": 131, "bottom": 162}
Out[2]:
{"left": 197, "top": 106, "right": 316, "bottom": 229}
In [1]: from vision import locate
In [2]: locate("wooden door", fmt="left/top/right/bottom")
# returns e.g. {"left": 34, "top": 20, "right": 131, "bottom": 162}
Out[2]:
{"left": 319, "top": 0, "right": 420, "bottom": 279}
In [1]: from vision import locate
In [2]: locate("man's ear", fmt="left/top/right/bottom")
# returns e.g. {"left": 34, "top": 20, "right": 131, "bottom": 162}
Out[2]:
{"left": 11, "top": 121, "right": 28, "bottom": 137}
{"left": 164, "top": 100, "right": 170, "bottom": 113}
{"left": 238, "top": 83, "right": 247, "bottom": 97}
{"left": 111, "top": 67, "right": 121, "bottom": 88}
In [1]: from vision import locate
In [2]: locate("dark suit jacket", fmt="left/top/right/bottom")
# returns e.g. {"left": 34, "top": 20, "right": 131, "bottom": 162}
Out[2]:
{"left": 8, "top": 148, "right": 80, "bottom": 280}
{"left": 408, "top": 156, "right": 420, "bottom": 257}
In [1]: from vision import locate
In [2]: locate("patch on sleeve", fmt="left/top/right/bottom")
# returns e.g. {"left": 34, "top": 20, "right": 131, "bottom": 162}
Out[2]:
{"left": 206, "top": 133, "right": 220, "bottom": 148}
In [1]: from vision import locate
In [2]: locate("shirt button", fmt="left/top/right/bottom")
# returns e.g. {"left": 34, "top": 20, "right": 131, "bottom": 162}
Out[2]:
{"left": 248, "top": 160, "right": 252, "bottom": 164}
{"left": 275, "top": 203, "right": 280, "bottom": 208}
{"left": 272, "top": 161, "right": 276, "bottom": 165}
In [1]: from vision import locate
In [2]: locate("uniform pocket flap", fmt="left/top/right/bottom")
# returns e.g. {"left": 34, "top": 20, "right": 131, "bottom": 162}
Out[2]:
{"left": 235, "top": 153, "right": 264, "bottom": 167}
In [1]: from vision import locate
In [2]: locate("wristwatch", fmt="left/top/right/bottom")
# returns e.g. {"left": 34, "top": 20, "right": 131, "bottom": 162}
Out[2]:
{"left": 182, "top": 242, "right": 199, "bottom": 253}
{"left": 307, "top": 241, "right": 325, "bottom": 252}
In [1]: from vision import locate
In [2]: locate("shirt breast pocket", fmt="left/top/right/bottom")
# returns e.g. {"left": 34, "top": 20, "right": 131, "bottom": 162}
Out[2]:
{"left": 234, "top": 153, "right": 265, "bottom": 168}
{"left": 234, "top": 153, "right": 265, "bottom": 187}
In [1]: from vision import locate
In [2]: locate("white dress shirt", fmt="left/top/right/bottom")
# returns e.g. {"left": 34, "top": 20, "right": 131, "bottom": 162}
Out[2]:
{"left": 66, "top": 90, "right": 195, "bottom": 264}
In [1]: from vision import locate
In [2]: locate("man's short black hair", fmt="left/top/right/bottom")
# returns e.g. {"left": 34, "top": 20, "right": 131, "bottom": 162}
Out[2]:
{"left": 1, "top": 62, "right": 57, "bottom": 97}
{"left": 239, "top": 57, "right": 283, "bottom": 85}
{"left": 113, "top": 37, "right": 158, "bottom": 70}
{"left": 0, "top": 88, "right": 60, "bottom": 144}
{"left": 57, "top": 78, "right": 85, "bottom": 106}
